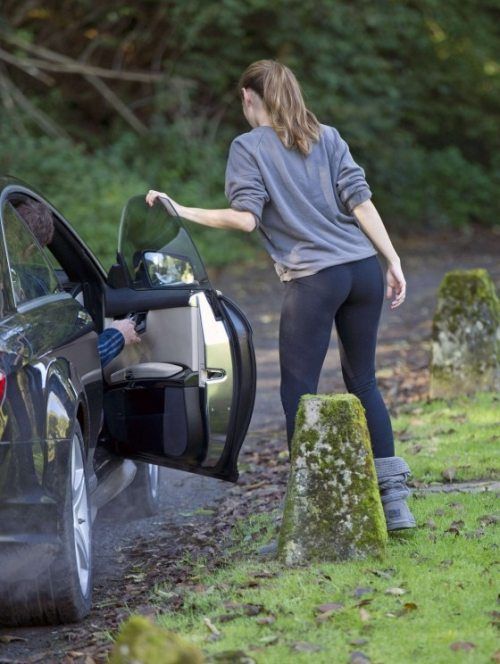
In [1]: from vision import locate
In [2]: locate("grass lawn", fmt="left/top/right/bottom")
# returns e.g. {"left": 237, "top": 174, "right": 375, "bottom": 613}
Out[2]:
{"left": 155, "top": 491, "right": 498, "bottom": 663}
{"left": 110, "top": 395, "right": 499, "bottom": 663}
{"left": 393, "top": 392, "right": 499, "bottom": 483}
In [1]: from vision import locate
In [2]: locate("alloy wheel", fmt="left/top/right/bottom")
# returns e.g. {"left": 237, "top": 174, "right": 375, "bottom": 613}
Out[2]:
{"left": 71, "top": 433, "right": 91, "bottom": 596}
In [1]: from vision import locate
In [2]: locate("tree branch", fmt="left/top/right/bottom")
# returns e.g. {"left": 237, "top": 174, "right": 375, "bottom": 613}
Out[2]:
{"left": 0, "top": 32, "right": 165, "bottom": 82}
{"left": 0, "top": 67, "right": 69, "bottom": 139}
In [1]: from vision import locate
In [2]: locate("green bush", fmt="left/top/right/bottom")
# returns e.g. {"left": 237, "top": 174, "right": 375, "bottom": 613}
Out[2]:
{"left": 1, "top": 0, "right": 498, "bottom": 263}
{"left": 1, "top": 124, "right": 260, "bottom": 269}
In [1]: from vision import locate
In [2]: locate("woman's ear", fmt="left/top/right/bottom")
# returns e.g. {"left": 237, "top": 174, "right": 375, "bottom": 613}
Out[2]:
{"left": 241, "top": 88, "right": 252, "bottom": 107}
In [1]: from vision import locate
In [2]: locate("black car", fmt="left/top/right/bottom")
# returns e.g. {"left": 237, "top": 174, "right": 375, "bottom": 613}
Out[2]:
{"left": 0, "top": 176, "right": 256, "bottom": 626}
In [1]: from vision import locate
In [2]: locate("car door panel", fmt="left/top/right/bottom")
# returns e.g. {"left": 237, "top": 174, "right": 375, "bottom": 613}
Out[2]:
{"left": 102, "top": 197, "right": 256, "bottom": 481}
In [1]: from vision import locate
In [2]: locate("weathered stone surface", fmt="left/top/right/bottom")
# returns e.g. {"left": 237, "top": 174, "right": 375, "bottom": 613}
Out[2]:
{"left": 278, "top": 394, "right": 387, "bottom": 566}
{"left": 430, "top": 269, "right": 499, "bottom": 399}
{"left": 109, "top": 615, "right": 204, "bottom": 664}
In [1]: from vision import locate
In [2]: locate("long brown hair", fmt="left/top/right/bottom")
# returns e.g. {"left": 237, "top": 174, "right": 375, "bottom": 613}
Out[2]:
{"left": 239, "top": 60, "right": 320, "bottom": 156}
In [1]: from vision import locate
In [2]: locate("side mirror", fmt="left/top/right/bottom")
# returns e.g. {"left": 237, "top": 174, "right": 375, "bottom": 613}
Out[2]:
{"left": 143, "top": 251, "right": 197, "bottom": 287}
{"left": 107, "top": 261, "right": 129, "bottom": 288}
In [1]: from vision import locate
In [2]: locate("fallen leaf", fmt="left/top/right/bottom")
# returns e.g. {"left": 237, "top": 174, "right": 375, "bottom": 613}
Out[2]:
{"left": 242, "top": 604, "right": 264, "bottom": 616}
{"left": 478, "top": 514, "right": 499, "bottom": 527}
{"left": 256, "top": 615, "right": 276, "bottom": 625}
{"left": 446, "top": 520, "right": 465, "bottom": 536}
{"left": 439, "top": 559, "right": 453, "bottom": 568}
{"left": 350, "top": 639, "right": 369, "bottom": 646}
{"left": 218, "top": 613, "right": 239, "bottom": 623}
{"left": 316, "top": 602, "right": 344, "bottom": 613}
{"left": 385, "top": 587, "right": 406, "bottom": 596}
{"left": 402, "top": 602, "right": 418, "bottom": 613}
{"left": 0, "top": 635, "right": 28, "bottom": 643}
{"left": 450, "top": 641, "right": 476, "bottom": 651}
{"left": 356, "top": 598, "right": 373, "bottom": 607}
{"left": 211, "top": 650, "right": 256, "bottom": 663}
{"left": 465, "top": 528, "right": 485, "bottom": 539}
{"left": 359, "top": 608, "right": 371, "bottom": 622}
{"left": 442, "top": 467, "right": 456, "bottom": 482}
{"left": 259, "top": 634, "right": 279, "bottom": 645}
{"left": 368, "top": 568, "right": 395, "bottom": 579}
{"left": 488, "top": 610, "right": 500, "bottom": 628}
{"left": 350, "top": 651, "right": 371, "bottom": 663}
{"left": 292, "top": 641, "right": 322, "bottom": 653}
{"left": 203, "top": 617, "right": 221, "bottom": 636}
{"left": 353, "top": 587, "right": 373, "bottom": 598}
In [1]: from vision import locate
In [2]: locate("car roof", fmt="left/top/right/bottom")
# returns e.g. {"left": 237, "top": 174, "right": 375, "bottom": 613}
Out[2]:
{"left": 0, "top": 174, "right": 107, "bottom": 280}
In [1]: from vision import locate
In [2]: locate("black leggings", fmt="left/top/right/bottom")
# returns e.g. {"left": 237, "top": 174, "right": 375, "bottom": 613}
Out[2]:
{"left": 279, "top": 254, "right": 394, "bottom": 458}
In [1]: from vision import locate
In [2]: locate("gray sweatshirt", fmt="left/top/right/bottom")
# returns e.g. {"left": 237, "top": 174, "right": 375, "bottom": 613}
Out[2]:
{"left": 225, "top": 124, "right": 377, "bottom": 281}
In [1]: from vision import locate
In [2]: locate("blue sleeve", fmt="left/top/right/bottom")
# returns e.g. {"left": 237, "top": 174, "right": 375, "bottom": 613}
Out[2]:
{"left": 332, "top": 128, "right": 372, "bottom": 213}
{"left": 98, "top": 328, "right": 125, "bottom": 368}
{"left": 225, "top": 137, "right": 270, "bottom": 227}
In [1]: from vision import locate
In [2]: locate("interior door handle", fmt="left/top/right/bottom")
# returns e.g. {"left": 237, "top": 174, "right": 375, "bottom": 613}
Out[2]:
{"left": 206, "top": 369, "right": 226, "bottom": 382}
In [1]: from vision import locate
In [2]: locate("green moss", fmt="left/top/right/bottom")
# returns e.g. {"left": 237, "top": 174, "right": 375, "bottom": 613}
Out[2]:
{"left": 431, "top": 269, "right": 499, "bottom": 398}
{"left": 278, "top": 394, "right": 387, "bottom": 565}
{"left": 109, "top": 615, "right": 204, "bottom": 664}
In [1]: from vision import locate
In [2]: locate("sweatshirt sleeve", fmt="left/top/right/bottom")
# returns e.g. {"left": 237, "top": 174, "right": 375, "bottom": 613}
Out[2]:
{"left": 332, "top": 128, "right": 372, "bottom": 213}
{"left": 225, "top": 137, "right": 270, "bottom": 227}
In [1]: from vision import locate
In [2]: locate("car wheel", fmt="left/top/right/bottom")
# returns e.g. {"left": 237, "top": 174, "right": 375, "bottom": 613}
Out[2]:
{"left": 109, "top": 461, "right": 161, "bottom": 520}
{"left": 0, "top": 422, "right": 93, "bottom": 626}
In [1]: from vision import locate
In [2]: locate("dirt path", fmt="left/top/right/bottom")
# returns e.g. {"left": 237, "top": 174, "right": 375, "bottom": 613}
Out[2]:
{"left": 1, "top": 229, "right": 499, "bottom": 663}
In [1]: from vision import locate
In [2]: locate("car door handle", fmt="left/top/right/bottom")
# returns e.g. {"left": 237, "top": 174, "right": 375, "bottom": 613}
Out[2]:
{"left": 206, "top": 369, "right": 226, "bottom": 382}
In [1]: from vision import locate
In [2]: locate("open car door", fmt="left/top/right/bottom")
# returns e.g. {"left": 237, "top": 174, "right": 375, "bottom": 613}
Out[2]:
{"left": 102, "top": 196, "right": 256, "bottom": 482}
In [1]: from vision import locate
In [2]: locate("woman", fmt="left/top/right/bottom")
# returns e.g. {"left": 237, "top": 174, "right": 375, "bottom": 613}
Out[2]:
{"left": 146, "top": 60, "right": 416, "bottom": 531}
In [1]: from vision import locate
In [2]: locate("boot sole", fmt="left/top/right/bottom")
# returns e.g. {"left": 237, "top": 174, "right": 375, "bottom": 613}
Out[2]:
{"left": 387, "top": 520, "right": 417, "bottom": 531}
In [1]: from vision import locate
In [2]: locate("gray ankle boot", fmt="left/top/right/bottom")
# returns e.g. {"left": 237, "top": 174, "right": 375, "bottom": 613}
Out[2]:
{"left": 374, "top": 456, "right": 417, "bottom": 531}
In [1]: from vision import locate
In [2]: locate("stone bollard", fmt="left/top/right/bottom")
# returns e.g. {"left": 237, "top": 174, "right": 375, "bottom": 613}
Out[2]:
{"left": 109, "top": 615, "right": 204, "bottom": 664}
{"left": 278, "top": 394, "right": 387, "bottom": 566}
{"left": 430, "top": 269, "right": 499, "bottom": 399}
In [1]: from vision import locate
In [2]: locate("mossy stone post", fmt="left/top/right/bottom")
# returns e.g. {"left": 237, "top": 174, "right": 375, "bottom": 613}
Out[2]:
{"left": 278, "top": 394, "right": 387, "bottom": 566}
{"left": 109, "top": 615, "right": 204, "bottom": 664}
{"left": 430, "top": 269, "right": 499, "bottom": 399}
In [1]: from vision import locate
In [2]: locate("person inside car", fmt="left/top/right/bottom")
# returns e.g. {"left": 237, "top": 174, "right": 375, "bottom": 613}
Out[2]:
{"left": 15, "top": 199, "right": 139, "bottom": 366}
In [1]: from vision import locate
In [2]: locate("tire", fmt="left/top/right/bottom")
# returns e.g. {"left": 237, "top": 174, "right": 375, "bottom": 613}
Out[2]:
{"left": 0, "top": 422, "right": 93, "bottom": 626}
{"left": 109, "top": 462, "right": 161, "bottom": 520}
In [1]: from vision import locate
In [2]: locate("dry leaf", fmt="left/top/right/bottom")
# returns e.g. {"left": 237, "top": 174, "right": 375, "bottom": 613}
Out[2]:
{"left": 359, "top": 608, "right": 371, "bottom": 622}
{"left": 442, "top": 467, "right": 456, "bottom": 482}
{"left": 385, "top": 587, "right": 406, "bottom": 596}
{"left": 203, "top": 617, "right": 221, "bottom": 636}
{"left": 350, "top": 652, "right": 371, "bottom": 664}
{"left": 353, "top": 587, "right": 372, "bottom": 598}
{"left": 316, "top": 602, "right": 344, "bottom": 613}
{"left": 450, "top": 641, "right": 476, "bottom": 651}
{"left": 402, "top": 602, "right": 418, "bottom": 613}
{"left": 0, "top": 635, "right": 28, "bottom": 643}
{"left": 292, "top": 641, "right": 322, "bottom": 653}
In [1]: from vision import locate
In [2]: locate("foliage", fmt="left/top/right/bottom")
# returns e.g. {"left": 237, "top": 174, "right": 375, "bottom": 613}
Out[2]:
{"left": 0, "top": 124, "right": 260, "bottom": 268}
{"left": 0, "top": 0, "right": 499, "bottom": 268}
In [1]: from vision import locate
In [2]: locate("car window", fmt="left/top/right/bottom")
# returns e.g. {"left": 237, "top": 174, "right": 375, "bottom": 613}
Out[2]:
{"left": 2, "top": 202, "right": 61, "bottom": 306}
